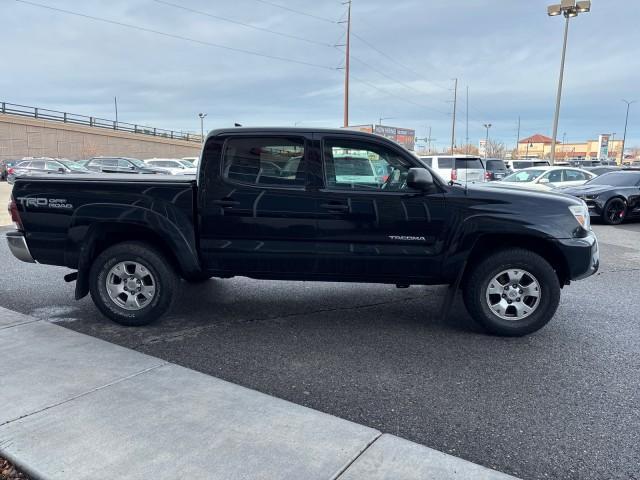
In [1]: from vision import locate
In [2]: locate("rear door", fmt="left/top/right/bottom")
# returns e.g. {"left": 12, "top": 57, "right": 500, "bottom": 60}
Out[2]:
{"left": 312, "top": 134, "right": 448, "bottom": 282}
{"left": 199, "top": 133, "right": 318, "bottom": 276}
{"left": 454, "top": 157, "right": 484, "bottom": 183}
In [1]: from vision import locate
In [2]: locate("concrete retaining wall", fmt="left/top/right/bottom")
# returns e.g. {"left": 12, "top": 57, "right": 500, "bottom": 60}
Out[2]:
{"left": 0, "top": 113, "right": 201, "bottom": 161}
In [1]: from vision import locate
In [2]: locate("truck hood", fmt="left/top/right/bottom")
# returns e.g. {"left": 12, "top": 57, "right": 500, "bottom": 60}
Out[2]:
{"left": 555, "top": 184, "right": 613, "bottom": 196}
{"left": 467, "top": 182, "right": 583, "bottom": 207}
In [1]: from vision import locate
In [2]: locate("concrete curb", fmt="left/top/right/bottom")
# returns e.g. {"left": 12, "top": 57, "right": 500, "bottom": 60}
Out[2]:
{"left": 0, "top": 307, "right": 518, "bottom": 479}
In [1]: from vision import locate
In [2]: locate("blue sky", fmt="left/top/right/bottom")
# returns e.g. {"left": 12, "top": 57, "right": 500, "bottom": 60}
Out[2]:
{"left": 1, "top": 0, "right": 638, "bottom": 150}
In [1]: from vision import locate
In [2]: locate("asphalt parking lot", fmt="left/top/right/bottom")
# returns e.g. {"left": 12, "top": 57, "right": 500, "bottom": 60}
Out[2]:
{"left": 1, "top": 221, "right": 638, "bottom": 480}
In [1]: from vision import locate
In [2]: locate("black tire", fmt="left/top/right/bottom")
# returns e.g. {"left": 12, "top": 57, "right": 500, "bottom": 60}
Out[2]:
{"left": 89, "top": 241, "right": 178, "bottom": 326}
{"left": 602, "top": 198, "right": 627, "bottom": 225}
{"left": 462, "top": 248, "right": 561, "bottom": 337}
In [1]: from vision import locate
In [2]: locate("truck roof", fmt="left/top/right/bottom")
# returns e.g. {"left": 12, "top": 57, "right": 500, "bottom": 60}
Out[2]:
{"left": 206, "top": 127, "right": 405, "bottom": 144}
{"left": 13, "top": 174, "right": 195, "bottom": 184}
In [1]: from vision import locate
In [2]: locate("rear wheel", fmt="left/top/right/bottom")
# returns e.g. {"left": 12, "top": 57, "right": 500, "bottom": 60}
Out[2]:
{"left": 602, "top": 198, "right": 626, "bottom": 225}
{"left": 463, "top": 249, "right": 560, "bottom": 336}
{"left": 89, "top": 241, "right": 178, "bottom": 326}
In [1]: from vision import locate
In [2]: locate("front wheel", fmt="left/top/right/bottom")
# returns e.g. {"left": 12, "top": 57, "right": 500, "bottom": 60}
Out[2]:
{"left": 463, "top": 249, "right": 561, "bottom": 336}
{"left": 602, "top": 198, "right": 626, "bottom": 225}
{"left": 89, "top": 241, "right": 178, "bottom": 326}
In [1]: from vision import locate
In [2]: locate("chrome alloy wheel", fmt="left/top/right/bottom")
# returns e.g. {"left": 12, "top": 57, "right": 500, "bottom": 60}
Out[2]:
{"left": 105, "top": 261, "right": 156, "bottom": 311}
{"left": 485, "top": 269, "right": 541, "bottom": 321}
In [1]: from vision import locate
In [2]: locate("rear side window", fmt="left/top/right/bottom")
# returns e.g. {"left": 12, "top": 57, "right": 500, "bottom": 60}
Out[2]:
{"left": 437, "top": 158, "right": 453, "bottom": 169}
{"left": 31, "top": 161, "right": 45, "bottom": 169}
{"left": 486, "top": 160, "right": 507, "bottom": 170}
{"left": 454, "top": 158, "right": 483, "bottom": 169}
{"left": 222, "top": 137, "right": 305, "bottom": 187}
{"left": 419, "top": 157, "right": 432, "bottom": 167}
{"left": 565, "top": 170, "right": 589, "bottom": 181}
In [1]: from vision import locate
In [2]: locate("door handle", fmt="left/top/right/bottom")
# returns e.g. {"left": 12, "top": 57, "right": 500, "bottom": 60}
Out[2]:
{"left": 213, "top": 199, "right": 240, "bottom": 208}
{"left": 320, "top": 202, "right": 349, "bottom": 211}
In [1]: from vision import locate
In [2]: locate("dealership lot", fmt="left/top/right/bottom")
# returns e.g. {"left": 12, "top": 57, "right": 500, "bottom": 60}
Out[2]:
{"left": 0, "top": 221, "right": 638, "bottom": 480}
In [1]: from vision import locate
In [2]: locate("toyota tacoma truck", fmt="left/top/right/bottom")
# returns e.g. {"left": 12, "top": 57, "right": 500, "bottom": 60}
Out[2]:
{"left": 6, "top": 128, "right": 599, "bottom": 336}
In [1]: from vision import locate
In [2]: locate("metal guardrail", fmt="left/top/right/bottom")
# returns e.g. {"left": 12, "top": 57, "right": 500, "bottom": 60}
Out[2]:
{"left": 0, "top": 101, "right": 202, "bottom": 143}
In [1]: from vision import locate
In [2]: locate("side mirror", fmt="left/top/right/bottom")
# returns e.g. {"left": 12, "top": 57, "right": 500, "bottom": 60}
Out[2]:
{"left": 58, "top": 167, "right": 66, "bottom": 173}
{"left": 539, "top": 178, "right": 550, "bottom": 184}
{"left": 407, "top": 168, "right": 434, "bottom": 190}
{"left": 129, "top": 165, "right": 135, "bottom": 170}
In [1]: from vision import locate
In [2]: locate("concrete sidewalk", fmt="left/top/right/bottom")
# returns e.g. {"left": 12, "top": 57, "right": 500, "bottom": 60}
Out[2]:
{"left": 0, "top": 307, "right": 517, "bottom": 479}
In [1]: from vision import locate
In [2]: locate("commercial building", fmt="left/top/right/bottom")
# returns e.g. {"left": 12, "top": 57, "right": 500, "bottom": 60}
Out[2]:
{"left": 517, "top": 134, "right": 623, "bottom": 162}
{"left": 345, "top": 124, "right": 416, "bottom": 151}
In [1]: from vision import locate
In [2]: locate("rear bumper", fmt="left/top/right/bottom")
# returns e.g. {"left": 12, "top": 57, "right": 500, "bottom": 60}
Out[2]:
{"left": 6, "top": 231, "right": 35, "bottom": 263}
{"left": 556, "top": 231, "right": 599, "bottom": 281}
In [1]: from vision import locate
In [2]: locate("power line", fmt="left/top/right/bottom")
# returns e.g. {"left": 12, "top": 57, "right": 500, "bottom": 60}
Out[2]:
{"left": 13, "top": 0, "right": 337, "bottom": 71}
{"left": 350, "top": 74, "right": 447, "bottom": 114}
{"left": 250, "top": 0, "right": 337, "bottom": 24}
{"left": 152, "top": 0, "right": 336, "bottom": 48}
{"left": 350, "top": 32, "right": 450, "bottom": 93}
{"left": 347, "top": 53, "right": 449, "bottom": 115}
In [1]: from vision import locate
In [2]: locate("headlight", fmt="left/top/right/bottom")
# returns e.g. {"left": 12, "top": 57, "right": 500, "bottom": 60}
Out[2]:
{"left": 584, "top": 194, "right": 599, "bottom": 200}
{"left": 569, "top": 203, "right": 590, "bottom": 230}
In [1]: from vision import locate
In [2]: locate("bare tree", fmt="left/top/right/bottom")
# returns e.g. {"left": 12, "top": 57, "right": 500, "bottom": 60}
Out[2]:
{"left": 485, "top": 139, "right": 506, "bottom": 159}
{"left": 448, "top": 144, "right": 479, "bottom": 155}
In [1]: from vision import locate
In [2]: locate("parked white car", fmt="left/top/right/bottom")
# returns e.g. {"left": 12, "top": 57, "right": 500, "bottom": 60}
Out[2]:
{"left": 144, "top": 158, "right": 197, "bottom": 175}
{"left": 490, "top": 166, "right": 596, "bottom": 191}
{"left": 417, "top": 155, "right": 485, "bottom": 184}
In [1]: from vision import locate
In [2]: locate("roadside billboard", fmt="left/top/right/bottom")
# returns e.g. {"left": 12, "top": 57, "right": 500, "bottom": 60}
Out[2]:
{"left": 598, "top": 134, "right": 610, "bottom": 160}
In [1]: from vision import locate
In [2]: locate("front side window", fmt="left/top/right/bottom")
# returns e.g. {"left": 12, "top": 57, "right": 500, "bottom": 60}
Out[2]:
{"left": 118, "top": 159, "right": 133, "bottom": 168}
{"left": 222, "top": 137, "right": 305, "bottom": 187}
{"left": 324, "top": 139, "right": 412, "bottom": 191}
{"left": 543, "top": 170, "right": 563, "bottom": 183}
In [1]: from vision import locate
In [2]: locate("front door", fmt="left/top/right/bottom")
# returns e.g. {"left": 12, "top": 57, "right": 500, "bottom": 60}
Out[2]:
{"left": 199, "top": 133, "right": 318, "bottom": 277}
{"left": 312, "top": 134, "right": 448, "bottom": 282}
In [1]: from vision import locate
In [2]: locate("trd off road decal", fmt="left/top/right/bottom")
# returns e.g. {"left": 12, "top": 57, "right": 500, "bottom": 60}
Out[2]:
{"left": 16, "top": 197, "right": 73, "bottom": 209}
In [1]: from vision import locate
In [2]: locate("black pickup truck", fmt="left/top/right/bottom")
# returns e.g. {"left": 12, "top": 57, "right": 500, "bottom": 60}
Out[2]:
{"left": 6, "top": 128, "right": 599, "bottom": 336}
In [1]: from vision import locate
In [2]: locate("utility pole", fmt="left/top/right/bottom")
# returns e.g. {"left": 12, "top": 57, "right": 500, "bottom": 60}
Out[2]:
{"left": 483, "top": 123, "right": 492, "bottom": 159}
{"left": 342, "top": 0, "right": 352, "bottom": 128}
{"left": 465, "top": 86, "right": 469, "bottom": 154}
{"left": 114, "top": 96, "right": 118, "bottom": 125}
{"left": 516, "top": 116, "right": 521, "bottom": 153}
{"left": 450, "top": 78, "right": 457, "bottom": 154}
{"left": 621, "top": 99, "right": 636, "bottom": 164}
{"left": 198, "top": 113, "right": 207, "bottom": 144}
{"left": 426, "top": 126, "right": 435, "bottom": 153}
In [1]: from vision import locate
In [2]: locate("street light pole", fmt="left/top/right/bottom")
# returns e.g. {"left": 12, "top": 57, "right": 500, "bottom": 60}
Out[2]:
{"left": 198, "top": 113, "right": 207, "bottom": 144}
{"left": 620, "top": 100, "right": 636, "bottom": 164}
{"left": 547, "top": 1, "right": 591, "bottom": 165}
{"left": 483, "top": 123, "right": 492, "bottom": 158}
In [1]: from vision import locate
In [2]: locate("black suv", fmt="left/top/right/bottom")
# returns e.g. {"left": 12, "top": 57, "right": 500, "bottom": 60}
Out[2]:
{"left": 483, "top": 158, "right": 511, "bottom": 181}
{"left": 85, "top": 157, "right": 166, "bottom": 174}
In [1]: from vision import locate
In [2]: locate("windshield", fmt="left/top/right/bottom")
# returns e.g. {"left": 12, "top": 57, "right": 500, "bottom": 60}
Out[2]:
{"left": 486, "top": 160, "right": 507, "bottom": 170}
{"left": 454, "top": 158, "right": 483, "bottom": 169}
{"left": 502, "top": 169, "right": 546, "bottom": 183}
{"left": 179, "top": 160, "right": 194, "bottom": 168}
{"left": 587, "top": 172, "right": 640, "bottom": 187}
